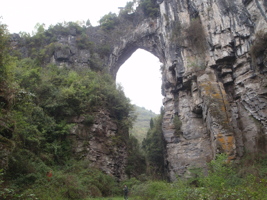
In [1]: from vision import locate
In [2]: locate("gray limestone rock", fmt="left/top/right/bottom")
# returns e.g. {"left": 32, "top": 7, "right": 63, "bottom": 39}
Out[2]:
{"left": 9, "top": 0, "right": 267, "bottom": 181}
{"left": 69, "top": 109, "right": 127, "bottom": 180}
{"left": 107, "top": 0, "right": 267, "bottom": 180}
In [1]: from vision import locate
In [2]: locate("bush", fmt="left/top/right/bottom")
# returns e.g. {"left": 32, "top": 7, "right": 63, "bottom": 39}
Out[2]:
{"left": 173, "top": 115, "right": 182, "bottom": 136}
{"left": 142, "top": 115, "right": 165, "bottom": 179}
{"left": 119, "top": 1, "right": 136, "bottom": 17}
{"left": 82, "top": 114, "right": 94, "bottom": 126}
{"left": 250, "top": 30, "right": 267, "bottom": 63}
{"left": 198, "top": 154, "right": 242, "bottom": 190}
{"left": 6, "top": 149, "right": 50, "bottom": 186}
{"left": 185, "top": 17, "right": 207, "bottom": 54}
{"left": 128, "top": 153, "right": 267, "bottom": 200}
{"left": 99, "top": 12, "right": 119, "bottom": 31}
{"left": 126, "top": 135, "right": 146, "bottom": 178}
{"left": 76, "top": 33, "right": 93, "bottom": 50}
{"left": 25, "top": 160, "right": 121, "bottom": 199}
{"left": 97, "top": 44, "right": 111, "bottom": 58}
{"left": 139, "top": 0, "right": 159, "bottom": 18}
{"left": 131, "top": 181, "right": 170, "bottom": 199}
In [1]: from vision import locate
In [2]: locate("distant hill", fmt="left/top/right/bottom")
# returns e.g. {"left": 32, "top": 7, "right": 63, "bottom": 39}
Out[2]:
{"left": 130, "top": 105, "right": 158, "bottom": 142}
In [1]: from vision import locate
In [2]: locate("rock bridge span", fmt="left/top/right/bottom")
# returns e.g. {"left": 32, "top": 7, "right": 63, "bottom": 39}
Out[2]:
{"left": 107, "top": 0, "right": 267, "bottom": 181}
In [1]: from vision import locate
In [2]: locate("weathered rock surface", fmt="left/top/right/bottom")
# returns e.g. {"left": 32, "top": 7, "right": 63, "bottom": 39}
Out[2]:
{"left": 69, "top": 109, "right": 127, "bottom": 180}
{"left": 108, "top": 0, "right": 267, "bottom": 181}
{"left": 9, "top": 0, "right": 267, "bottom": 182}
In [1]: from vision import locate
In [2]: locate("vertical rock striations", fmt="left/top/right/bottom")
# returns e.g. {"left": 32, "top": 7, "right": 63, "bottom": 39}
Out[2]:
{"left": 9, "top": 0, "right": 267, "bottom": 181}
{"left": 109, "top": 0, "right": 267, "bottom": 181}
{"left": 68, "top": 109, "right": 128, "bottom": 180}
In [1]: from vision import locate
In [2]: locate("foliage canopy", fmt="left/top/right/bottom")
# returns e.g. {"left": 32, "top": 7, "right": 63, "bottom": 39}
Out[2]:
{"left": 0, "top": 21, "right": 135, "bottom": 199}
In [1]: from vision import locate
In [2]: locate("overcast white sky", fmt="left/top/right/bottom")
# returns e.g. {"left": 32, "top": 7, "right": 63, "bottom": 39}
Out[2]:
{"left": 116, "top": 50, "right": 163, "bottom": 114}
{"left": 0, "top": 0, "right": 163, "bottom": 114}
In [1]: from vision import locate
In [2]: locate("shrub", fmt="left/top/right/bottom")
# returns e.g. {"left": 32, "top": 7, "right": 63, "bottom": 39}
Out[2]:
{"left": 139, "top": 0, "right": 159, "bottom": 18}
{"left": 171, "top": 17, "right": 207, "bottom": 59}
{"left": 131, "top": 181, "right": 170, "bottom": 199}
{"left": 250, "top": 30, "right": 267, "bottom": 63}
{"left": 99, "top": 12, "right": 119, "bottom": 31}
{"left": 121, "top": 177, "right": 141, "bottom": 190}
{"left": 119, "top": 1, "right": 136, "bottom": 17}
{"left": 142, "top": 115, "right": 165, "bottom": 179}
{"left": 0, "top": 22, "right": 11, "bottom": 73}
{"left": 128, "top": 153, "right": 267, "bottom": 200}
{"left": 97, "top": 44, "right": 111, "bottom": 58}
{"left": 23, "top": 160, "right": 121, "bottom": 199}
{"left": 126, "top": 135, "right": 146, "bottom": 178}
{"left": 185, "top": 56, "right": 206, "bottom": 72}
{"left": 6, "top": 149, "right": 50, "bottom": 185}
{"left": 197, "top": 154, "right": 240, "bottom": 189}
{"left": 76, "top": 33, "right": 93, "bottom": 50}
{"left": 185, "top": 17, "right": 207, "bottom": 54}
{"left": 83, "top": 114, "right": 94, "bottom": 126}
{"left": 173, "top": 115, "right": 182, "bottom": 136}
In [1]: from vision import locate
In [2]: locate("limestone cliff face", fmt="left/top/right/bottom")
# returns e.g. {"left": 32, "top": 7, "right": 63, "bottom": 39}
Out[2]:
{"left": 68, "top": 109, "right": 127, "bottom": 180}
{"left": 9, "top": 0, "right": 267, "bottom": 181}
{"left": 109, "top": 0, "right": 267, "bottom": 181}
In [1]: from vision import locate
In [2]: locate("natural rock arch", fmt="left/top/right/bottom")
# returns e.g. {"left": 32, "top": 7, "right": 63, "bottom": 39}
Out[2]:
{"left": 107, "top": 0, "right": 267, "bottom": 181}
{"left": 108, "top": 19, "right": 165, "bottom": 80}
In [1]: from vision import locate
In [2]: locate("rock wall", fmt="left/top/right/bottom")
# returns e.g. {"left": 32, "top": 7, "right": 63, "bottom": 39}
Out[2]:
{"left": 9, "top": 0, "right": 267, "bottom": 181}
{"left": 109, "top": 0, "right": 267, "bottom": 181}
{"left": 68, "top": 109, "right": 127, "bottom": 180}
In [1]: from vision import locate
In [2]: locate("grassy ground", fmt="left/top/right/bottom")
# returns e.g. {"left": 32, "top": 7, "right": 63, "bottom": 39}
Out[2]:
{"left": 86, "top": 198, "right": 124, "bottom": 200}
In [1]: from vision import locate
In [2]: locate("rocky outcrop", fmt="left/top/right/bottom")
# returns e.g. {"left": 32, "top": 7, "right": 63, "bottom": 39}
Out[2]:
{"left": 9, "top": 0, "right": 267, "bottom": 182}
{"left": 108, "top": 0, "right": 267, "bottom": 181}
{"left": 68, "top": 109, "right": 127, "bottom": 180}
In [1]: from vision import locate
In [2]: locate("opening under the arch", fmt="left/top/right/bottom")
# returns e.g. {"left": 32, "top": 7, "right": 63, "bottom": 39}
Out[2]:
{"left": 116, "top": 49, "right": 163, "bottom": 114}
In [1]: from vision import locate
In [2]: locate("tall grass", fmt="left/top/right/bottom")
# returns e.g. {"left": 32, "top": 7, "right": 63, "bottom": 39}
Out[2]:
{"left": 2, "top": 154, "right": 267, "bottom": 199}
{"left": 130, "top": 154, "right": 267, "bottom": 200}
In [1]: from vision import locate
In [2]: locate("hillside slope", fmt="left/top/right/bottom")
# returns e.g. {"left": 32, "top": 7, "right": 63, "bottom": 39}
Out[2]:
{"left": 130, "top": 105, "right": 157, "bottom": 142}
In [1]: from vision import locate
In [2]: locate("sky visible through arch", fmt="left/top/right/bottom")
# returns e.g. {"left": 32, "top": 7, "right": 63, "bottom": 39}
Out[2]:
{"left": 0, "top": 0, "right": 163, "bottom": 114}
{"left": 116, "top": 49, "right": 163, "bottom": 114}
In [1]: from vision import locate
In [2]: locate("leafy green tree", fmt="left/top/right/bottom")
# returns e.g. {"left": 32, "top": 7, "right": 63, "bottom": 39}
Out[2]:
{"left": 149, "top": 118, "right": 154, "bottom": 129}
{"left": 0, "top": 22, "right": 9, "bottom": 75}
{"left": 142, "top": 114, "right": 165, "bottom": 179}
{"left": 0, "top": 21, "right": 17, "bottom": 139}
{"left": 250, "top": 30, "right": 267, "bottom": 64}
{"left": 99, "top": 12, "right": 119, "bottom": 31}
{"left": 126, "top": 135, "right": 146, "bottom": 178}
{"left": 139, "top": 0, "right": 159, "bottom": 18}
{"left": 86, "top": 19, "right": 91, "bottom": 27}
{"left": 76, "top": 33, "right": 93, "bottom": 49}
{"left": 119, "top": 0, "right": 137, "bottom": 17}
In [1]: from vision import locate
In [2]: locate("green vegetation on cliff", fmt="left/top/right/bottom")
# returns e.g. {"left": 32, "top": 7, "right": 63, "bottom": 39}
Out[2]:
{"left": 250, "top": 30, "right": 267, "bottom": 65}
{"left": 142, "top": 111, "right": 165, "bottom": 179}
{"left": 1, "top": 1, "right": 267, "bottom": 199}
{"left": 139, "top": 0, "right": 160, "bottom": 18}
{"left": 0, "top": 21, "right": 135, "bottom": 199}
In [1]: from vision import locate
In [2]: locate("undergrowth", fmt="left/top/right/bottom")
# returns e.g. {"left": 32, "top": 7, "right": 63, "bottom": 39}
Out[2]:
{"left": 1, "top": 160, "right": 122, "bottom": 200}
{"left": 130, "top": 154, "right": 267, "bottom": 200}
